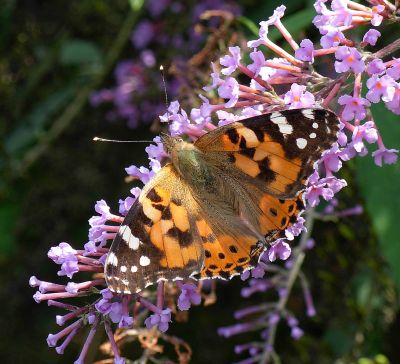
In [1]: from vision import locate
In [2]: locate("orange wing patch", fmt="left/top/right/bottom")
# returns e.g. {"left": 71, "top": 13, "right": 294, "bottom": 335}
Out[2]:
{"left": 197, "top": 193, "right": 304, "bottom": 280}
{"left": 196, "top": 218, "right": 258, "bottom": 279}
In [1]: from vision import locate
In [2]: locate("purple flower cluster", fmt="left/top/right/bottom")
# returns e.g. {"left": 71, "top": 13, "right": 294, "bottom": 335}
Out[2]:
{"left": 30, "top": 1, "right": 400, "bottom": 363}
{"left": 90, "top": 0, "right": 241, "bottom": 129}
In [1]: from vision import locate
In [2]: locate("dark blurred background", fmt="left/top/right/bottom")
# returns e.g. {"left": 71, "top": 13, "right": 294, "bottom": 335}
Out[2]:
{"left": 1, "top": 1, "right": 399, "bottom": 363}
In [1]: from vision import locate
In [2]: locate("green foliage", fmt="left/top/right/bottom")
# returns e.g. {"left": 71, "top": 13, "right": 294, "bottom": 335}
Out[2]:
{"left": 356, "top": 103, "right": 400, "bottom": 296}
{"left": 129, "top": 0, "right": 145, "bottom": 11}
{"left": 5, "top": 86, "right": 75, "bottom": 156}
{"left": 59, "top": 39, "right": 103, "bottom": 66}
{"left": 0, "top": 197, "right": 19, "bottom": 258}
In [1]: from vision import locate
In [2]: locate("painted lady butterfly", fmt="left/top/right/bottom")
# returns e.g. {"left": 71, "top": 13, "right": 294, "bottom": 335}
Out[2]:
{"left": 105, "top": 108, "right": 339, "bottom": 294}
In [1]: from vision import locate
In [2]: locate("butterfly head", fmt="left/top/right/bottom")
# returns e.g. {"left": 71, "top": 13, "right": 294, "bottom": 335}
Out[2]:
{"left": 160, "top": 133, "right": 197, "bottom": 158}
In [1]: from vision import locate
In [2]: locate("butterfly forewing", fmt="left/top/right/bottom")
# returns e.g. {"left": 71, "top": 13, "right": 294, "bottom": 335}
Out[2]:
{"left": 105, "top": 165, "right": 204, "bottom": 294}
{"left": 195, "top": 108, "right": 339, "bottom": 198}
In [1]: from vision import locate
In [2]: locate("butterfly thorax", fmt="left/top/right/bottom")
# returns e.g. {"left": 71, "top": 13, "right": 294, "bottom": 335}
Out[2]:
{"left": 161, "top": 134, "right": 214, "bottom": 189}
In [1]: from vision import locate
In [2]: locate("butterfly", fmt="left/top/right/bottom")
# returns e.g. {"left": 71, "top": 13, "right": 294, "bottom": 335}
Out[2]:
{"left": 105, "top": 108, "right": 339, "bottom": 294}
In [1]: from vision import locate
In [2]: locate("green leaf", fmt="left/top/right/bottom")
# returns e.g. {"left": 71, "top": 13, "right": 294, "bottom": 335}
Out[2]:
{"left": 237, "top": 16, "right": 259, "bottom": 37}
{"left": 59, "top": 39, "right": 102, "bottom": 65}
{"left": 323, "top": 325, "right": 354, "bottom": 356}
{"left": 128, "top": 0, "right": 145, "bottom": 11}
{"left": 355, "top": 103, "right": 400, "bottom": 294}
{"left": 0, "top": 199, "right": 19, "bottom": 259}
{"left": 5, "top": 86, "right": 75, "bottom": 156}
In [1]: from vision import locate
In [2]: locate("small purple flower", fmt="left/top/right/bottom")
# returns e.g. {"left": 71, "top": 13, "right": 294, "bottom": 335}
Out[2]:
{"left": 90, "top": 89, "right": 114, "bottom": 107}
{"left": 313, "top": 15, "right": 331, "bottom": 35}
{"left": 125, "top": 165, "right": 154, "bottom": 184}
{"left": 371, "top": 5, "right": 385, "bottom": 26}
{"left": 204, "top": 62, "right": 222, "bottom": 92}
{"left": 335, "top": 46, "right": 365, "bottom": 74}
{"left": 269, "top": 312, "right": 280, "bottom": 325}
{"left": 119, "top": 187, "right": 141, "bottom": 216}
{"left": 177, "top": 283, "right": 201, "bottom": 311}
{"left": 145, "top": 136, "right": 165, "bottom": 160}
{"left": 367, "top": 58, "right": 386, "bottom": 75}
{"left": 250, "top": 264, "right": 266, "bottom": 279}
{"left": 295, "top": 39, "right": 314, "bottom": 62}
{"left": 331, "top": 0, "right": 348, "bottom": 11}
{"left": 220, "top": 46, "right": 241, "bottom": 75}
{"left": 160, "top": 101, "right": 192, "bottom": 136}
{"left": 387, "top": 59, "right": 400, "bottom": 80}
{"left": 321, "top": 144, "right": 343, "bottom": 172}
{"left": 385, "top": 83, "right": 400, "bottom": 114}
{"left": 119, "top": 314, "right": 134, "bottom": 329}
{"left": 140, "top": 49, "right": 156, "bottom": 68}
{"left": 285, "top": 217, "right": 306, "bottom": 240}
{"left": 95, "top": 288, "right": 114, "bottom": 314}
{"left": 320, "top": 28, "right": 345, "bottom": 48}
{"left": 304, "top": 171, "right": 335, "bottom": 207}
{"left": 372, "top": 148, "right": 398, "bottom": 166}
{"left": 144, "top": 308, "right": 172, "bottom": 332}
{"left": 351, "top": 121, "right": 378, "bottom": 153}
{"left": 147, "top": 0, "right": 169, "bottom": 17}
{"left": 366, "top": 75, "right": 396, "bottom": 103}
{"left": 338, "top": 95, "right": 370, "bottom": 121}
{"left": 108, "top": 302, "right": 124, "bottom": 323}
{"left": 321, "top": 176, "right": 347, "bottom": 194}
{"left": 89, "top": 200, "right": 112, "bottom": 227}
{"left": 362, "top": 29, "right": 381, "bottom": 46}
{"left": 216, "top": 110, "right": 241, "bottom": 126}
{"left": 291, "top": 326, "right": 304, "bottom": 339}
{"left": 218, "top": 77, "right": 240, "bottom": 107}
{"left": 284, "top": 83, "right": 315, "bottom": 108}
{"left": 267, "top": 5, "right": 286, "bottom": 25}
{"left": 190, "top": 95, "right": 212, "bottom": 127}
{"left": 248, "top": 21, "right": 270, "bottom": 48}
{"left": 268, "top": 240, "right": 291, "bottom": 262}
{"left": 248, "top": 50, "right": 266, "bottom": 77}
{"left": 48, "top": 242, "right": 77, "bottom": 264}
{"left": 314, "top": 0, "right": 329, "bottom": 13}
{"left": 131, "top": 20, "right": 155, "bottom": 49}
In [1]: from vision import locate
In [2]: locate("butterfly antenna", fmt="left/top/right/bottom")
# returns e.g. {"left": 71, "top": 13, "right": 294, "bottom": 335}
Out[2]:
{"left": 93, "top": 137, "right": 158, "bottom": 143}
{"left": 160, "top": 65, "right": 171, "bottom": 125}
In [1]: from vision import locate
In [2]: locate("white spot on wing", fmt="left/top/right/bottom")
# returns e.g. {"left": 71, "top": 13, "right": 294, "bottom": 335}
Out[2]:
{"left": 107, "top": 252, "right": 118, "bottom": 266}
{"left": 120, "top": 265, "right": 127, "bottom": 272}
{"left": 131, "top": 265, "right": 138, "bottom": 273}
{"left": 296, "top": 138, "right": 307, "bottom": 149}
{"left": 312, "top": 122, "right": 318, "bottom": 129}
{"left": 128, "top": 236, "right": 140, "bottom": 250}
{"left": 309, "top": 132, "right": 317, "bottom": 139}
{"left": 301, "top": 109, "right": 314, "bottom": 119}
{"left": 120, "top": 225, "right": 141, "bottom": 250}
{"left": 122, "top": 279, "right": 129, "bottom": 285}
{"left": 270, "top": 112, "right": 293, "bottom": 135}
{"left": 139, "top": 256, "right": 150, "bottom": 267}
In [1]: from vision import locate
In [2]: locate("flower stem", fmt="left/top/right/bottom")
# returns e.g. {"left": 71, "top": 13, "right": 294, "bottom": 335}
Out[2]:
{"left": 260, "top": 208, "right": 316, "bottom": 364}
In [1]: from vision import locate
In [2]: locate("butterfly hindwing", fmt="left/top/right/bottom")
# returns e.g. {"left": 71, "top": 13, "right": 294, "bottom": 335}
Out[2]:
{"left": 198, "top": 193, "right": 304, "bottom": 280}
